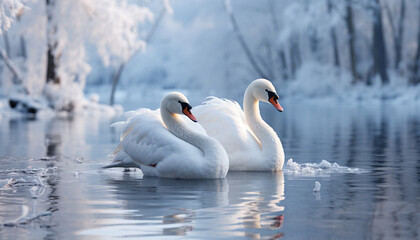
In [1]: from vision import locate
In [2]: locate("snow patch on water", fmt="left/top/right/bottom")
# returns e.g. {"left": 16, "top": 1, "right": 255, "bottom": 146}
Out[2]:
{"left": 284, "top": 158, "right": 368, "bottom": 177}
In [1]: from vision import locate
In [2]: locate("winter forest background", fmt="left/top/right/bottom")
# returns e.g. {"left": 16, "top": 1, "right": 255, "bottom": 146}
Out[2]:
{"left": 1, "top": 0, "right": 420, "bottom": 114}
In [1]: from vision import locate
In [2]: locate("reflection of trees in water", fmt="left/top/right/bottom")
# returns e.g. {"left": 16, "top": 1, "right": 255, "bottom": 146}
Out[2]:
{"left": 268, "top": 104, "right": 420, "bottom": 238}
{"left": 369, "top": 108, "right": 420, "bottom": 239}
{"left": 42, "top": 117, "right": 65, "bottom": 240}
{"left": 45, "top": 118, "right": 62, "bottom": 158}
{"left": 408, "top": 117, "right": 420, "bottom": 183}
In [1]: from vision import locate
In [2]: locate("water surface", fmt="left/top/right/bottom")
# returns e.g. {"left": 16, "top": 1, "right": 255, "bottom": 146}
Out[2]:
{"left": 0, "top": 101, "right": 419, "bottom": 239}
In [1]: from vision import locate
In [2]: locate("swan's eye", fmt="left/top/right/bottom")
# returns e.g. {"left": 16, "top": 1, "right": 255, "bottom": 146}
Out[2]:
{"left": 179, "top": 101, "right": 197, "bottom": 122}
{"left": 179, "top": 101, "right": 192, "bottom": 111}
{"left": 266, "top": 90, "right": 279, "bottom": 102}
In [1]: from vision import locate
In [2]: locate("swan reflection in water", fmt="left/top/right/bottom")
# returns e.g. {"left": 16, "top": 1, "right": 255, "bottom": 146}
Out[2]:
{"left": 224, "top": 171, "right": 285, "bottom": 239}
{"left": 88, "top": 170, "right": 285, "bottom": 239}
{"left": 91, "top": 171, "right": 229, "bottom": 237}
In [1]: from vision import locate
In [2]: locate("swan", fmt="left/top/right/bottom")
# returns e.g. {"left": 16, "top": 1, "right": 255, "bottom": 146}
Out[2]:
{"left": 193, "top": 79, "right": 284, "bottom": 171}
{"left": 104, "top": 92, "right": 229, "bottom": 179}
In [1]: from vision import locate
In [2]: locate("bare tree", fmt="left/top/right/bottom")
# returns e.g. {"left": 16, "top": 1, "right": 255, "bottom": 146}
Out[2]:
{"left": 278, "top": 49, "right": 288, "bottom": 81}
{"left": 0, "top": 50, "right": 27, "bottom": 92}
{"left": 327, "top": 0, "right": 340, "bottom": 67}
{"left": 224, "top": 0, "right": 268, "bottom": 80}
{"left": 109, "top": 6, "right": 168, "bottom": 106}
{"left": 372, "top": 0, "right": 389, "bottom": 85}
{"left": 46, "top": 0, "right": 60, "bottom": 84}
{"left": 411, "top": 1, "right": 420, "bottom": 85}
{"left": 385, "top": 0, "right": 405, "bottom": 70}
{"left": 289, "top": 34, "right": 302, "bottom": 79}
{"left": 3, "top": 32, "right": 11, "bottom": 57}
{"left": 345, "top": 0, "right": 358, "bottom": 84}
{"left": 268, "top": 0, "right": 288, "bottom": 81}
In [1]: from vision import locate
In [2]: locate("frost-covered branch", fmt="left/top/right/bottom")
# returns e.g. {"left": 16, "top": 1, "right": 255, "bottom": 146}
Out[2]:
{"left": 0, "top": 0, "right": 25, "bottom": 34}
{"left": 224, "top": 0, "right": 268, "bottom": 79}
{"left": 0, "top": 50, "right": 22, "bottom": 84}
{"left": 0, "top": 50, "right": 28, "bottom": 94}
{"left": 39, "top": 0, "right": 153, "bottom": 112}
{"left": 110, "top": 3, "right": 169, "bottom": 105}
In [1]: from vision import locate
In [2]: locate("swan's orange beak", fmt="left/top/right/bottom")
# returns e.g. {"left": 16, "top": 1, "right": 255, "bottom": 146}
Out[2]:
{"left": 269, "top": 97, "right": 283, "bottom": 112}
{"left": 183, "top": 107, "right": 197, "bottom": 122}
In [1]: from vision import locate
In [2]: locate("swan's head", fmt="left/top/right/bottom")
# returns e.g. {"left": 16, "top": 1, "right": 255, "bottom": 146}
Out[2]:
{"left": 162, "top": 92, "right": 197, "bottom": 122}
{"left": 248, "top": 79, "right": 283, "bottom": 112}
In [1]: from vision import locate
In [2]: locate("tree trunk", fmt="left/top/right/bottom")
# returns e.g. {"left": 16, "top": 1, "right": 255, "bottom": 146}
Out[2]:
{"left": 279, "top": 49, "right": 288, "bottom": 80}
{"left": 289, "top": 44, "right": 296, "bottom": 79}
{"left": 385, "top": 0, "right": 405, "bottom": 70}
{"left": 345, "top": 0, "right": 358, "bottom": 84}
{"left": 411, "top": 2, "right": 420, "bottom": 85}
{"left": 20, "top": 35, "right": 26, "bottom": 59}
{"left": 309, "top": 28, "right": 319, "bottom": 57}
{"left": 46, "top": 0, "right": 60, "bottom": 84}
{"left": 395, "top": 0, "right": 405, "bottom": 70}
{"left": 328, "top": 0, "right": 340, "bottom": 67}
{"left": 110, "top": 64, "right": 124, "bottom": 106}
{"left": 109, "top": 6, "right": 167, "bottom": 105}
{"left": 372, "top": 0, "right": 389, "bottom": 85}
{"left": 3, "top": 32, "right": 11, "bottom": 58}
{"left": 224, "top": 0, "right": 268, "bottom": 79}
{"left": 289, "top": 34, "right": 301, "bottom": 79}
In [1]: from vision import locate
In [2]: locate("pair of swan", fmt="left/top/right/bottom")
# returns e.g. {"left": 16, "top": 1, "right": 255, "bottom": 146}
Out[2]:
{"left": 105, "top": 79, "right": 284, "bottom": 179}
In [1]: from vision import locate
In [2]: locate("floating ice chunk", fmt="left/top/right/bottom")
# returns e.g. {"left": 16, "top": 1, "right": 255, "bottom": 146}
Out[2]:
{"left": 0, "top": 178, "right": 17, "bottom": 190}
{"left": 313, "top": 181, "right": 321, "bottom": 192}
{"left": 284, "top": 158, "right": 367, "bottom": 177}
{"left": 319, "top": 160, "right": 331, "bottom": 168}
{"left": 75, "top": 157, "right": 84, "bottom": 164}
{"left": 286, "top": 158, "right": 300, "bottom": 170}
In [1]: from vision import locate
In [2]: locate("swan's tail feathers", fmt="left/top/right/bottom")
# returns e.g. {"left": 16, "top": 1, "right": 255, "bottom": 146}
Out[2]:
{"left": 102, "top": 160, "right": 138, "bottom": 169}
{"left": 105, "top": 145, "right": 138, "bottom": 169}
{"left": 108, "top": 143, "right": 123, "bottom": 157}
{"left": 110, "top": 121, "right": 125, "bottom": 129}
{"left": 121, "top": 110, "right": 139, "bottom": 120}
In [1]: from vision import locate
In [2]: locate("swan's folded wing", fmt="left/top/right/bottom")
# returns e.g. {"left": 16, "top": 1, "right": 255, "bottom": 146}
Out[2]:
{"left": 117, "top": 109, "right": 196, "bottom": 167}
{"left": 193, "top": 97, "right": 261, "bottom": 153}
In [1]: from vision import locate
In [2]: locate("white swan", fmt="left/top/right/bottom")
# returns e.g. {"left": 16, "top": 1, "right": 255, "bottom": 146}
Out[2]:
{"left": 105, "top": 92, "right": 229, "bottom": 179}
{"left": 193, "top": 79, "right": 284, "bottom": 171}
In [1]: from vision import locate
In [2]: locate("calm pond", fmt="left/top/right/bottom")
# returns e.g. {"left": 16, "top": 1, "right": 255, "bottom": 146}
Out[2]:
{"left": 0, "top": 101, "right": 419, "bottom": 240}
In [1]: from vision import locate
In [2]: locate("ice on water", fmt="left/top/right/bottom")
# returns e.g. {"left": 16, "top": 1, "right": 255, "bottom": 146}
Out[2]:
{"left": 313, "top": 181, "right": 321, "bottom": 192}
{"left": 284, "top": 158, "right": 367, "bottom": 177}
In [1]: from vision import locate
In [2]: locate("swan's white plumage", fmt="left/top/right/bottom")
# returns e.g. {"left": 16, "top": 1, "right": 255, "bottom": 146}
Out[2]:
{"left": 193, "top": 97, "right": 262, "bottom": 155}
{"left": 194, "top": 79, "right": 284, "bottom": 171}
{"left": 105, "top": 92, "right": 228, "bottom": 179}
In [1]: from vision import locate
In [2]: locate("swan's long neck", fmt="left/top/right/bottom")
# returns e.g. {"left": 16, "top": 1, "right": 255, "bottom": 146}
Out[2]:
{"left": 162, "top": 109, "right": 208, "bottom": 151}
{"left": 160, "top": 107, "right": 224, "bottom": 161}
{"left": 243, "top": 88, "right": 283, "bottom": 166}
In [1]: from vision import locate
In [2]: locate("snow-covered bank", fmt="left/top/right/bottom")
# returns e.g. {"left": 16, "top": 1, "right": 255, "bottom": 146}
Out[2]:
{"left": 284, "top": 62, "right": 420, "bottom": 103}
{"left": 0, "top": 94, "right": 123, "bottom": 118}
